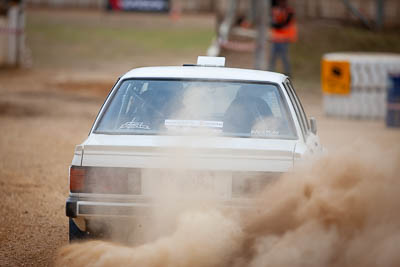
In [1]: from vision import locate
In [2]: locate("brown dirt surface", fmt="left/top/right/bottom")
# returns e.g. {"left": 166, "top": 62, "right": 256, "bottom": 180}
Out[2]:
{"left": 0, "top": 69, "right": 109, "bottom": 266}
{"left": 1, "top": 8, "right": 400, "bottom": 267}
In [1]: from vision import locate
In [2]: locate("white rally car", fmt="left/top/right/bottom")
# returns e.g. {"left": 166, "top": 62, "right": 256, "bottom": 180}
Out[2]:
{"left": 66, "top": 57, "right": 322, "bottom": 241}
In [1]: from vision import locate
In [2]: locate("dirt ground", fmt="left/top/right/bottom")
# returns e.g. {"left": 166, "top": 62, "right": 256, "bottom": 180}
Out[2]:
{"left": 0, "top": 69, "right": 108, "bottom": 266}
{"left": 0, "top": 8, "right": 399, "bottom": 267}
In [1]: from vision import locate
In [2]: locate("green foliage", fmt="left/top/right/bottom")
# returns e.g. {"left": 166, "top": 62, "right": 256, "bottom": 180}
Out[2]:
{"left": 26, "top": 11, "right": 400, "bottom": 83}
{"left": 26, "top": 13, "right": 214, "bottom": 69}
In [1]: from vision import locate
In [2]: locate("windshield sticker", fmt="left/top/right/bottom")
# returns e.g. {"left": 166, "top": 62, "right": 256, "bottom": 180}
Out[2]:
{"left": 165, "top": 120, "right": 223, "bottom": 129}
{"left": 251, "top": 129, "right": 280, "bottom": 137}
{"left": 120, "top": 121, "right": 150, "bottom": 130}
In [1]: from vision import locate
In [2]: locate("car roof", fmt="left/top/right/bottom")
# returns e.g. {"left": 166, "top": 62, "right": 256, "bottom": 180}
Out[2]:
{"left": 121, "top": 66, "right": 288, "bottom": 84}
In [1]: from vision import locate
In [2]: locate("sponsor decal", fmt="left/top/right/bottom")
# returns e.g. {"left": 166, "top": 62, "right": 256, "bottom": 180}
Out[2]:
{"left": 108, "top": 0, "right": 169, "bottom": 12}
{"left": 120, "top": 121, "right": 151, "bottom": 130}
{"left": 165, "top": 120, "right": 224, "bottom": 129}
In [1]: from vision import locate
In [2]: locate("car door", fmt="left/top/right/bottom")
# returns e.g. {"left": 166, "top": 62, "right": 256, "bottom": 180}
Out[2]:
{"left": 283, "top": 79, "right": 322, "bottom": 155}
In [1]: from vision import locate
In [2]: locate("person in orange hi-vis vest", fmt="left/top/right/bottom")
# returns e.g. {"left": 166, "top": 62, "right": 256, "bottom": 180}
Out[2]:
{"left": 269, "top": 0, "right": 297, "bottom": 76}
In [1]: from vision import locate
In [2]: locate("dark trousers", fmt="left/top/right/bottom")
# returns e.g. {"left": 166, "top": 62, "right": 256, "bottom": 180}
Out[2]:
{"left": 269, "top": 42, "right": 291, "bottom": 76}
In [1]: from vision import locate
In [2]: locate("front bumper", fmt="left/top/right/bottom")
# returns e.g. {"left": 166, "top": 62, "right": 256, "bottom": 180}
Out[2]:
{"left": 66, "top": 195, "right": 255, "bottom": 218}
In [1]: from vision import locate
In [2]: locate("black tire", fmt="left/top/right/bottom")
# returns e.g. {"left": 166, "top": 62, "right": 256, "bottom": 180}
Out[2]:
{"left": 69, "top": 218, "right": 89, "bottom": 242}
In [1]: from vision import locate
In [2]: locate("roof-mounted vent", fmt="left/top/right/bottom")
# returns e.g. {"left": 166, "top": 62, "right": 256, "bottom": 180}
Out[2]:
{"left": 197, "top": 56, "right": 225, "bottom": 67}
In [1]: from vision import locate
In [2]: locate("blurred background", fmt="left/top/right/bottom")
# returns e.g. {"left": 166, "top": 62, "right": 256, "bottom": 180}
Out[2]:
{"left": 0, "top": 0, "right": 399, "bottom": 266}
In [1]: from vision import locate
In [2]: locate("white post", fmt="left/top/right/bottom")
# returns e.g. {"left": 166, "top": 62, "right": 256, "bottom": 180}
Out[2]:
{"left": 254, "top": 0, "right": 269, "bottom": 70}
{"left": 219, "top": 0, "right": 238, "bottom": 43}
{"left": 7, "top": 6, "right": 18, "bottom": 66}
{"left": 17, "top": 5, "right": 25, "bottom": 66}
{"left": 0, "top": 16, "right": 7, "bottom": 64}
{"left": 6, "top": 4, "right": 25, "bottom": 67}
{"left": 207, "top": 0, "right": 238, "bottom": 57}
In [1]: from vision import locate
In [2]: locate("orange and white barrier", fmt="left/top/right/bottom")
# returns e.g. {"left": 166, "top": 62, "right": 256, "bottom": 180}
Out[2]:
{"left": 322, "top": 53, "right": 400, "bottom": 119}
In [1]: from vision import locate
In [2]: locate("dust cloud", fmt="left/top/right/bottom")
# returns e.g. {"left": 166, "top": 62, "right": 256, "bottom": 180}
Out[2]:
{"left": 56, "top": 141, "right": 400, "bottom": 267}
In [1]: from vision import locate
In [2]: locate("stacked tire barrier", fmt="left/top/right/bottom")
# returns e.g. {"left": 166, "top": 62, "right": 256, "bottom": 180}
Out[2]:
{"left": 321, "top": 53, "right": 400, "bottom": 119}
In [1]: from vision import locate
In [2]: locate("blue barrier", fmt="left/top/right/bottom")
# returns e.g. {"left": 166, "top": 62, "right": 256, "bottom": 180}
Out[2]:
{"left": 107, "top": 0, "right": 170, "bottom": 12}
{"left": 386, "top": 74, "right": 400, "bottom": 127}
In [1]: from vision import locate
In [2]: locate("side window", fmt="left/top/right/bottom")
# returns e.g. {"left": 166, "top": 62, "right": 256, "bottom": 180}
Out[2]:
{"left": 288, "top": 80, "right": 310, "bottom": 130}
{"left": 263, "top": 90, "right": 283, "bottom": 117}
{"left": 283, "top": 80, "right": 307, "bottom": 140}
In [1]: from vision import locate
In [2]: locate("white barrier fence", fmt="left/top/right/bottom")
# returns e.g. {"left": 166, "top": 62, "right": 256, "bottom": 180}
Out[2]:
{"left": 322, "top": 53, "right": 400, "bottom": 119}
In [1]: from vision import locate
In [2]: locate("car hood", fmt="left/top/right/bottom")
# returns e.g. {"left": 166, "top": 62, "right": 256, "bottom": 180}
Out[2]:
{"left": 80, "top": 134, "right": 296, "bottom": 172}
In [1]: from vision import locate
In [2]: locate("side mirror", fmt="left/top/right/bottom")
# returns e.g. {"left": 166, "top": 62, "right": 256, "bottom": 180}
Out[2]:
{"left": 310, "top": 117, "right": 317, "bottom": 134}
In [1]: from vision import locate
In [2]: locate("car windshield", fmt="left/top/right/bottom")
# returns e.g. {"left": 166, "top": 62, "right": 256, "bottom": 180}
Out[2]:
{"left": 95, "top": 79, "right": 297, "bottom": 139}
